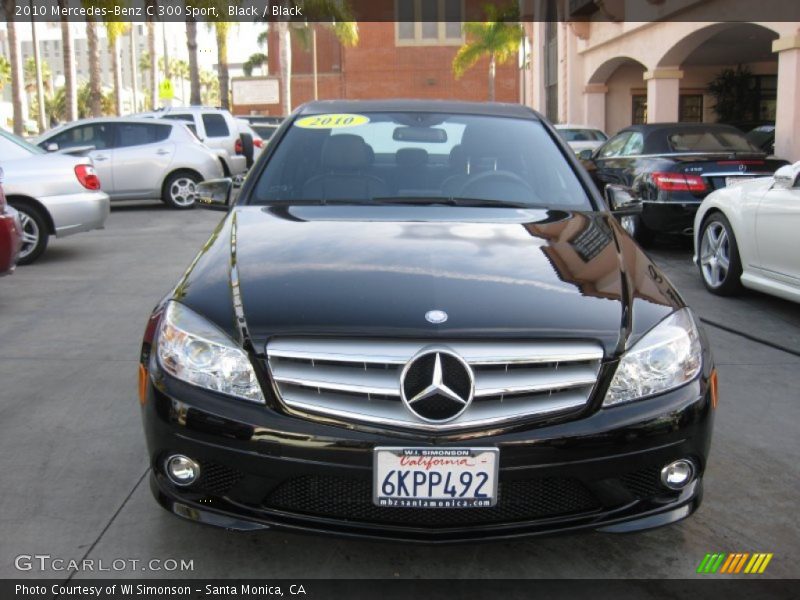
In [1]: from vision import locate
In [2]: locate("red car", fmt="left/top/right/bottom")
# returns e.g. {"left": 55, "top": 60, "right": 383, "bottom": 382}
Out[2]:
{"left": 0, "top": 173, "right": 23, "bottom": 275}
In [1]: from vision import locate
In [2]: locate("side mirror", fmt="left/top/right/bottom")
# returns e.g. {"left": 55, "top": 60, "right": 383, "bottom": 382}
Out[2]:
{"left": 196, "top": 178, "right": 233, "bottom": 211}
{"left": 773, "top": 165, "right": 798, "bottom": 190}
{"left": 45, "top": 142, "right": 59, "bottom": 152}
{"left": 577, "top": 148, "right": 594, "bottom": 161}
{"left": 605, "top": 184, "right": 642, "bottom": 215}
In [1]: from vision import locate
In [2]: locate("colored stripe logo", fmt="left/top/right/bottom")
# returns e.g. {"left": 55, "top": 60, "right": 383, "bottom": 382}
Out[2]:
{"left": 697, "top": 553, "right": 773, "bottom": 574}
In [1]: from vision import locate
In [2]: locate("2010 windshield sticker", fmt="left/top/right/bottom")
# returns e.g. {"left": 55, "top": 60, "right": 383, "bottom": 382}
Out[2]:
{"left": 294, "top": 114, "right": 370, "bottom": 129}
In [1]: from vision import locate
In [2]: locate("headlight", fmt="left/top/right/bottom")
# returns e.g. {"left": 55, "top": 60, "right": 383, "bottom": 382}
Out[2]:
{"left": 157, "top": 301, "right": 265, "bottom": 404}
{"left": 604, "top": 308, "right": 702, "bottom": 407}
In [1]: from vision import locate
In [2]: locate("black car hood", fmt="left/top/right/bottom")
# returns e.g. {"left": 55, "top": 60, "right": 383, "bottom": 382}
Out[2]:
{"left": 173, "top": 205, "right": 681, "bottom": 357}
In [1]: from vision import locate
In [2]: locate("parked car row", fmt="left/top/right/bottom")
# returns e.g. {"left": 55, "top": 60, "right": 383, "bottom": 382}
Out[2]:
{"left": 35, "top": 118, "right": 224, "bottom": 209}
{"left": 578, "top": 122, "right": 788, "bottom": 244}
{"left": 0, "top": 128, "right": 109, "bottom": 265}
{"left": 694, "top": 161, "right": 800, "bottom": 302}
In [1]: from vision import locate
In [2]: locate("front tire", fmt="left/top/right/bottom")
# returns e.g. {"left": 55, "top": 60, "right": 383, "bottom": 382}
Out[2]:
{"left": 699, "top": 213, "right": 743, "bottom": 296}
{"left": 162, "top": 172, "right": 200, "bottom": 209}
{"left": 13, "top": 203, "right": 49, "bottom": 265}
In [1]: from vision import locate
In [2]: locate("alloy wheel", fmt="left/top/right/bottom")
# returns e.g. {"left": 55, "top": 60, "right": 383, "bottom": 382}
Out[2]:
{"left": 700, "top": 221, "right": 731, "bottom": 288}
{"left": 169, "top": 177, "right": 197, "bottom": 207}
{"left": 18, "top": 211, "right": 41, "bottom": 260}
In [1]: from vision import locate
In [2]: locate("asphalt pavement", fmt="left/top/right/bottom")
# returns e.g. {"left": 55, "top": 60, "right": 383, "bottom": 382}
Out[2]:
{"left": 1, "top": 203, "right": 798, "bottom": 580}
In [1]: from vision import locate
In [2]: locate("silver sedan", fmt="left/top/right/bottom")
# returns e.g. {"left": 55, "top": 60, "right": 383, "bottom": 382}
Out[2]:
{"left": 35, "top": 118, "right": 224, "bottom": 209}
{"left": 0, "top": 129, "right": 110, "bottom": 264}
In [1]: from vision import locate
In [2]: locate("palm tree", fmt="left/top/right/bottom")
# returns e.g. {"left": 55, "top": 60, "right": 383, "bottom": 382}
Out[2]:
{"left": 185, "top": 17, "right": 201, "bottom": 105}
{"left": 58, "top": 0, "right": 78, "bottom": 122}
{"left": 24, "top": 57, "right": 52, "bottom": 92}
{"left": 243, "top": 53, "right": 267, "bottom": 77}
{"left": 213, "top": 22, "right": 233, "bottom": 109}
{"left": 291, "top": 1, "right": 358, "bottom": 102}
{"left": 172, "top": 59, "right": 190, "bottom": 105}
{"left": 83, "top": 14, "right": 103, "bottom": 117}
{"left": 277, "top": 21, "right": 292, "bottom": 115}
{"left": 104, "top": 21, "right": 131, "bottom": 115}
{"left": 0, "top": 56, "right": 10, "bottom": 91}
{"left": 199, "top": 69, "right": 219, "bottom": 106}
{"left": 452, "top": 3, "right": 522, "bottom": 102}
{"left": 272, "top": 1, "right": 357, "bottom": 112}
{"left": 1, "top": 0, "right": 26, "bottom": 135}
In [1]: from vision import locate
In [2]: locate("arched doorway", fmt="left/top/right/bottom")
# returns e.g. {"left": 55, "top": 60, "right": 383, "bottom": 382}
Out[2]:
{"left": 586, "top": 57, "right": 647, "bottom": 135}
{"left": 654, "top": 23, "right": 779, "bottom": 127}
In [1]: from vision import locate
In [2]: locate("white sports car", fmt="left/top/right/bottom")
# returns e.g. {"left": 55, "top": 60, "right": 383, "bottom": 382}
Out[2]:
{"left": 694, "top": 162, "right": 800, "bottom": 302}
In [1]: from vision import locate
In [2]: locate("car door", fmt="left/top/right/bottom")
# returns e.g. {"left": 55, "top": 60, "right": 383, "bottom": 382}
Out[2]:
{"left": 44, "top": 123, "right": 116, "bottom": 192}
{"left": 111, "top": 123, "right": 175, "bottom": 198}
{"left": 754, "top": 174, "right": 800, "bottom": 282}
{"left": 586, "top": 132, "right": 633, "bottom": 193}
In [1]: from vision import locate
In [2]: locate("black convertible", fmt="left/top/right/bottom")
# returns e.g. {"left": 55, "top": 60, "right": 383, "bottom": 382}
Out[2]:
{"left": 579, "top": 123, "right": 787, "bottom": 244}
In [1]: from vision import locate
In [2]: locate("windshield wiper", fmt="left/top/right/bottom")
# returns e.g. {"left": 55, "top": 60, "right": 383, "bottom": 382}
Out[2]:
{"left": 371, "top": 196, "right": 534, "bottom": 209}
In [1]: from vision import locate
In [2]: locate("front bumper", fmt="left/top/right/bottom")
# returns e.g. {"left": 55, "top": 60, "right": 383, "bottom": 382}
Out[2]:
{"left": 141, "top": 367, "right": 714, "bottom": 543}
{"left": 42, "top": 191, "right": 110, "bottom": 238}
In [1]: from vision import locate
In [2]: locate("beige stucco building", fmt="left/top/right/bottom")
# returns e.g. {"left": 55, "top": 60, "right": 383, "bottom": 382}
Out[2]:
{"left": 521, "top": 0, "right": 800, "bottom": 161}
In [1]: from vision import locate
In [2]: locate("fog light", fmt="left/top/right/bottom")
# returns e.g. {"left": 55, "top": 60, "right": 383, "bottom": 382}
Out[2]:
{"left": 165, "top": 455, "right": 200, "bottom": 486}
{"left": 660, "top": 459, "right": 695, "bottom": 490}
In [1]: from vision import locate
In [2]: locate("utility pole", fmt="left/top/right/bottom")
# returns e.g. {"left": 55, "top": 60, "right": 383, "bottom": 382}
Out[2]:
{"left": 162, "top": 21, "right": 171, "bottom": 107}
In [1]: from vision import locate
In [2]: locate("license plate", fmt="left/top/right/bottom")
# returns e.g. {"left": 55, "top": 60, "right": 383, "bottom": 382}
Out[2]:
{"left": 726, "top": 176, "right": 753, "bottom": 187}
{"left": 373, "top": 447, "right": 499, "bottom": 508}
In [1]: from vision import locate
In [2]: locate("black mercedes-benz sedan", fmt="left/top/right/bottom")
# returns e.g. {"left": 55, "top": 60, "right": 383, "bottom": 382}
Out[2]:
{"left": 139, "top": 100, "right": 716, "bottom": 542}
{"left": 579, "top": 122, "right": 787, "bottom": 244}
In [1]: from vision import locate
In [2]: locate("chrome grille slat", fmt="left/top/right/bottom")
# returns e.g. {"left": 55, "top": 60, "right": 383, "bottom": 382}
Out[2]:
{"left": 267, "top": 339, "right": 603, "bottom": 365}
{"left": 266, "top": 338, "right": 603, "bottom": 431}
{"left": 270, "top": 361, "right": 401, "bottom": 396}
{"left": 474, "top": 365, "right": 599, "bottom": 397}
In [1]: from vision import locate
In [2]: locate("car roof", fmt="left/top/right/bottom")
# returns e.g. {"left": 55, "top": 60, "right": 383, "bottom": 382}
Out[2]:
{"left": 296, "top": 99, "right": 541, "bottom": 120}
{"left": 618, "top": 122, "right": 744, "bottom": 134}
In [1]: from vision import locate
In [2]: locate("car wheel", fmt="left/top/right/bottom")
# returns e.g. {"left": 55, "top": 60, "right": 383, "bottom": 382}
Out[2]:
{"left": 14, "top": 204, "right": 49, "bottom": 265}
{"left": 619, "top": 214, "right": 654, "bottom": 246}
{"left": 699, "top": 213, "right": 743, "bottom": 296}
{"left": 162, "top": 172, "right": 200, "bottom": 209}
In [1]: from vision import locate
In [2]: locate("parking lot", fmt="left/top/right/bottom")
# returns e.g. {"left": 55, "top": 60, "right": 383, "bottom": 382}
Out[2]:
{"left": 1, "top": 203, "right": 798, "bottom": 580}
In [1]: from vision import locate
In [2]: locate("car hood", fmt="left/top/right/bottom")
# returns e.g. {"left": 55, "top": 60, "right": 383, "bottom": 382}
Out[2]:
{"left": 173, "top": 205, "right": 682, "bottom": 357}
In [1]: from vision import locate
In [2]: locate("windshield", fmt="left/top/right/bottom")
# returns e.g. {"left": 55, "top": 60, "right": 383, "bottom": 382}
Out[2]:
{"left": 250, "top": 112, "right": 593, "bottom": 210}
{"left": 0, "top": 129, "right": 46, "bottom": 159}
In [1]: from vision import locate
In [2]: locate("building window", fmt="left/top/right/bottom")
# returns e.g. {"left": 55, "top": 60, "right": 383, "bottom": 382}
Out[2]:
{"left": 396, "top": 0, "right": 464, "bottom": 46}
{"left": 632, "top": 94, "right": 647, "bottom": 125}
{"left": 679, "top": 94, "right": 703, "bottom": 123}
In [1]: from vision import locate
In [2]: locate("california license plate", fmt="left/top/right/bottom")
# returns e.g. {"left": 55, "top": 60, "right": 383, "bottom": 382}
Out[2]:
{"left": 725, "top": 176, "right": 753, "bottom": 187}
{"left": 373, "top": 447, "right": 499, "bottom": 508}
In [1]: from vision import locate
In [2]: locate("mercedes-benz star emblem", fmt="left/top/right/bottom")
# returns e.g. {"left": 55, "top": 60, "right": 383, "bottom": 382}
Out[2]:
{"left": 400, "top": 349, "right": 474, "bottom": 423}
{"left": 425, "top": 310, "right": 448, "bottom": 324}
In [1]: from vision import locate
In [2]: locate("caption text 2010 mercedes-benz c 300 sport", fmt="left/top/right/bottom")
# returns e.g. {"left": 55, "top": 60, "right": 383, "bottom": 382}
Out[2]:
{"left": 138, "top": 100, "right": 716, "bottom": 542}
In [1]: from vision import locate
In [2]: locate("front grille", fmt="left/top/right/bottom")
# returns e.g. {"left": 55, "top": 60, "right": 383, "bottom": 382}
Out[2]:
{"left": 196, "top": 461, "right": 243, "bottom": 496}
{"left": 266, "top": 338, "right": 603, "bottom": 431}
{"left": 621, "top": 467, "right": 665, "bottom": 499}
{"left": 264, "top": 475, "right": 601, "bottom": 526}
